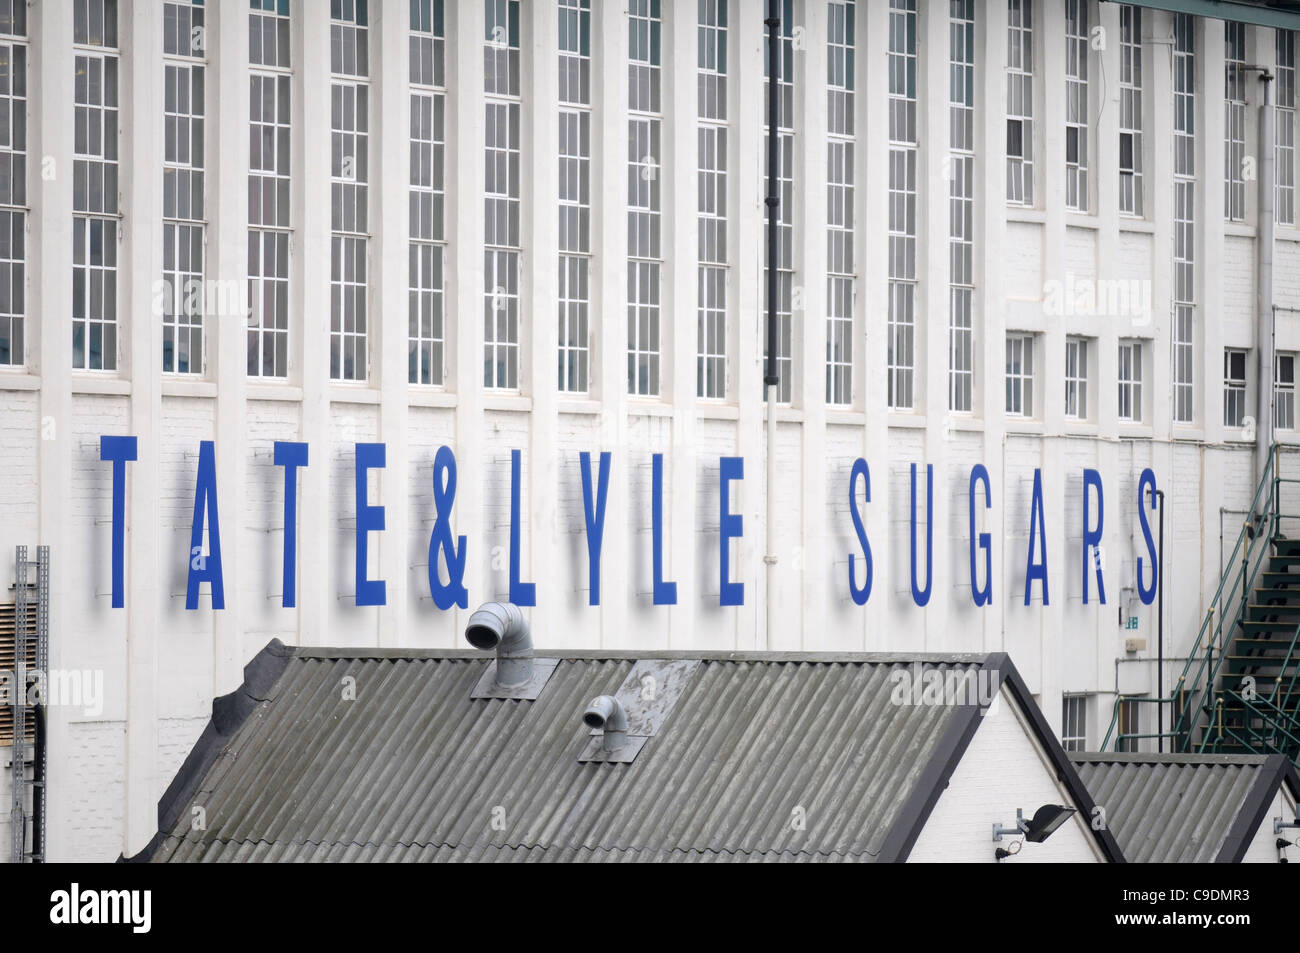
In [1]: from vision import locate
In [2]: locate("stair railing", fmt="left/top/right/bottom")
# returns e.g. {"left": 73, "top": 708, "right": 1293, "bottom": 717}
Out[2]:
{"left": 1104, "top": 444, "right": 1279, "bottom": 752}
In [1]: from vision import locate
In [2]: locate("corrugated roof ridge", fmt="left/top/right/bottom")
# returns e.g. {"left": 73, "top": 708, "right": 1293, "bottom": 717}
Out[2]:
{"left": 155, "top": 832, "right": 873, "bottom": 860}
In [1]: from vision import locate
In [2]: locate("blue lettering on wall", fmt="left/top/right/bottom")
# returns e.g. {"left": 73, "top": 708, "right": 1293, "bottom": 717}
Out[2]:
{"left": 428, "top": 445, "right": 468, "bottom": 611}
{"left": 1082, "top": 468, "right": 1106, "bottom": 605}
{"left": 1024, "top": 468, "right": 1049, "bottom": 606}
{"left": 969, "top": 464, "right": 992, "bottom": 607}
{"left": 100, "top": 435, "right": 138, "bottom": 609}
{"left": 651, "top": 453, "right": 678, "bottom": 605}
{"left": 579, "top": 450, "right": 612, "bottom": 606}
{"left": 273, "top": 441, "right": 308, "bottom": 609}
{"left": 720, "top": 456, "right": 744, "bottom": 607}
{"left": 509, "top": 448, "right": 537, "bottom": 606}
{"left": 186, "top": 440, "right": 225, "bottom": 610}
{"left": 848, "top": 458, "right": 872, "bottom": 606}
{"left": 355, "top": 443, "right": 387, "bottom": 607}
{"left": 1137, "top": 468, "right": 1159, "bottom": 606}
{"left": 910, "top": 463, "right": 934, "bottom": 607}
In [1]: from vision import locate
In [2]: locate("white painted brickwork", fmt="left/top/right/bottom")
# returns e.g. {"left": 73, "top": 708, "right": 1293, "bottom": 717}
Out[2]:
{"left": 2, "top": 0, "right": 1299, "bottom": 860}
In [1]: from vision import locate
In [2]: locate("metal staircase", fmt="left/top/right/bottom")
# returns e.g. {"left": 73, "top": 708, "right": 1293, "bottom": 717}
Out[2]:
{"left": 7, "top": 545, "right": 48, "bottom": 863}
{"left": 1104, "top": 444, "right": 1300, "bottom": 762}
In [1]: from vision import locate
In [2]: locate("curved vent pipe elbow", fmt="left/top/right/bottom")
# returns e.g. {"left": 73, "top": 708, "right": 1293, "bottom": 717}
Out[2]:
{"left": 582, "top": 695, "right": 629, "bottom": 753}
{"left": 465, "top": 602, "right": 533, "bottom": 688}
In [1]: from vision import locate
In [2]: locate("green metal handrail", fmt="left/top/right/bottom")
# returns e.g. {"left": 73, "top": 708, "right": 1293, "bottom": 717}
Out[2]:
{"left": 1169, "top": 443, "right": 1279, "bottom": 750}
{"left": 1105, "top": 444, "right": 1280, "bottom": 753}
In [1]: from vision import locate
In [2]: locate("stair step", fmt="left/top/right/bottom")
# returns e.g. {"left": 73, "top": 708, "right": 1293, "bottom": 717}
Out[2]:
{"left": 1247, "top": 590, "right": 1300, "bottom": 604}
{"left": 1273, "top": 536, "right": 1300, "bottom": 556}
{"left": 1223, "top": 656, "right": 1300, "bottom": 674}
{"left": 1261, "top": 572, "right": 1300, "bottom": 585}
{"left": 1247, "top": 603, "right": 1300, "bottom": 618}
{"left": 1240, "top": 620, "right": 1300, "bottom": 632}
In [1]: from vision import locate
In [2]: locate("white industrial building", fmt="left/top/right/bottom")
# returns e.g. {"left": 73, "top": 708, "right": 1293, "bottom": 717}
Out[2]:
{"left": 3, "top": 0, "right": 1300, "bottom": 861}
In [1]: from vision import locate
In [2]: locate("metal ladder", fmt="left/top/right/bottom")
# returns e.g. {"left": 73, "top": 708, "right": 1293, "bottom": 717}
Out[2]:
{"left": 9, "top": 545, "right": 48, "bottom": 863}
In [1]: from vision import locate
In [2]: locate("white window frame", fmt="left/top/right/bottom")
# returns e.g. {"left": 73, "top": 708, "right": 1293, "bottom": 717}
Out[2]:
{"left": 826, "top": 0, "right": 854, "bottom": 407}
{"left": 558, "top": 0, "right": 590, "bottom": 394}
{"left": 1276, "top": 352, "right": 1296, "bottom": 431}
{"left": 1065, "top": 335, "right": 1089, "bottom": 420}
{"left": 248, "top": 0, "right": 292, "bottom": 379}
{"left": 1224, "top": 347, "right": 1248, "bottom": 428}
{"left": 764, "top": 0, "right": 795, "bottom": 405}
{"left": 162, "top": 0, "right": 206, "bottom": 377}
{"left": 484, "top": 0, "right": 521, "bottom": 391}
{"left": 409, "top": 0, "right": 446, "bottom": 387}
{"left": 1279, "top": 29, "right": 1296, "bottom": 227}
{"left": 697, "top": 0, "right": 727, "bottom": 400}
{"left": 1118, "top": 339, "right": 1144, "bottom": 423}
{"left": 1005, "top": 0, "right": 1033, "bottom": 206}
{"left": 1005, "top": 332, "right": 1034, "bottom": 418}
{"left": 887, "top": 0, "right": 917, "bottom": 411}
{"left": 1065, "top": 0, "right": 1090, "bottom": 212}
{"left": 1062, "top": 695, "right": 1088, "bottom": 752}
{"left": 72, "top": 0, "right": 120, "bottom": 373}
{"left": 0, "top": 4, "right": 26, "bottom": 368}
{"left": 1225, "top": 21, "right": 1248, "bottom": 223}
{"left": 948, "top": 0, "right": 975, "bottom": 413}
{"left": 1172, "top": 14, "right": 1196, "bottom": 424}
{"left": 1119, "top": 4, "right": 1143, "bottom": 217}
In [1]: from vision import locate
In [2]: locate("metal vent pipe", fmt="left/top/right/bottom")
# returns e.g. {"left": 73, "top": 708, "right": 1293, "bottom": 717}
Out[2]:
{"left": 464, "top": 602, "right": 533, "bottom": 688}
{"left": 582, "top": 695, "right": 628, "bottom": 753}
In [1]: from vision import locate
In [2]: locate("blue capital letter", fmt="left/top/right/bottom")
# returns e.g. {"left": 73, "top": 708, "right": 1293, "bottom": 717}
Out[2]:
{"left": 848, "top": 458, "right": 872, "bottom": 605}
{"left": 970, "top": 464, "right": 992, "bottom": 607}
{"left": 186, "top": 440, "right": 225, "bottom": 610}
{"left": 1082, "top": 468, "right": 1106, "bottom": 605}
{"left": 355, "top": 443, "right": 386, "bottom": 606}
{"left": 652, "top": 453, "right": 677, "bottom": 605}
{"left": 100, "top": 435, "right": 137, "bottom": 609}
{"left": 273, "top": 441, "right": 308, "bottom": 609}
{"left": 1024, "top": 468, "right": 1049, "bottom": 606}
{"left": 720, "top": 457, "right": 744, "bottom": 606}
{"left": 910, "top": 463, "right": 934, "bottom": 607}
{"left": 579, "top": 451, "right": 611, "bottom": 605}
{"left": 509, "top": 448, "right": 536, "bottom": 606}
{"left": 1137, "top": 468, "right": 1159, "bottom": 606}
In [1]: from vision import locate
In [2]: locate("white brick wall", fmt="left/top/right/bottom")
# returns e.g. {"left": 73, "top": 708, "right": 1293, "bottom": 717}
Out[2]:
{"left": 908, "top": 686, "right": 1104, "bottom": 863}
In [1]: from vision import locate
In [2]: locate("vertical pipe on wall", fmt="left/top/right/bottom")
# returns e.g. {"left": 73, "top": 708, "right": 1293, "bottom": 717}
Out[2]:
{"left": 1258, "top": 72, "right": 1276, "bottom": 493}
{"left": 763, "top": 0, "right": 780, "bottom": 650}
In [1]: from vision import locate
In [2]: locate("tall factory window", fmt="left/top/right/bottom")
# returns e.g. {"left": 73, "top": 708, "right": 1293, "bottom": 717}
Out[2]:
{"left": 697, "top": 0, "right": 727, "bottom": 400}
{"left": 0, "top": 1, "right": 25, "bottom": 367}
{"left": 409, "top": 0, "right": 446, "bottom": 386}
{"left": 248, "top": 0, "right": 292, "bottom": 378}
{"left": 1064, "top": 0, "right": 1089, "bottom": 211}
{"left": 887, "top": 0, "right": 916, "bottom": 410}
{"left": 162, "top": 0, "right": 205, "bottom": 376}
{"left": 558, "top": 0, "right": 590, "bottom": 393}
{"left": 826, "top": 0, "right": 855, "bottom": 407}
{"left": 1005, "top": 0, "right": 1033, "bottom": 206}
{"left": 1119, "top": 5, "right": 1143, "bottom": 216}
{"left": 1172, "top": 13, "right": 1196, "bottom": 424}
{"left": 484, "top": 0, "right": 521, "bottom": 390}
{"left": 763, "top": 0, "right": 794, "bottom": 404}
{"left": 948, "top": 0, "right": 976, "bottom": 413}
{"left": 72, "top": 0, "right": 120, "bottom": 372}
{"left": 1225, "top": 21, "right": 1247, "bottom": 222}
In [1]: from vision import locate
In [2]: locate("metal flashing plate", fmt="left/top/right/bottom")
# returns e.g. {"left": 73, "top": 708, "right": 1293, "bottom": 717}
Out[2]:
{"left": 577, "top": 734, "right": 649, "bottom": 764}
{"left": 470, "top": 657, "right": 560, "bottom": 700}
{"left": 587, "top": 658, "right": 701, "bottom": 737}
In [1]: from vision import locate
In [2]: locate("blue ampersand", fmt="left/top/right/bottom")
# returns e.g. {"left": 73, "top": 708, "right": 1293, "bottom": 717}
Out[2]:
{"left": 428, "top": 445, "right": 469, "bottom": 610}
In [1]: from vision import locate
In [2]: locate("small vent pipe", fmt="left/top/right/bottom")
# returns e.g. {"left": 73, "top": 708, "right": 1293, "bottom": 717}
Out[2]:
{"left": 464, "top": 602, "right": 533, "bottom": 688}
{"left": 582, "top": 695, "right": 628, "bottom": 753}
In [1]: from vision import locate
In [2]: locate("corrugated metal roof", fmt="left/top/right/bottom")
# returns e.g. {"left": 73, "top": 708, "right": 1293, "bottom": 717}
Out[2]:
{"left": 1069, "top": 752, "right": 1293, "bottom": 863}
{"left": 143, "top": 646, "right": 1002, "bottom": 862}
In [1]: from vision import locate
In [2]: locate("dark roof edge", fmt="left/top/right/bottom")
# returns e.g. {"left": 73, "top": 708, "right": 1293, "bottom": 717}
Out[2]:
{"left": 876, "top": 687, "right": 984, "bottom": 862}
{"left": 294, "top": 646, "right": 992, "bottom": 663}
{"left": 985, "top": 654, "right": 1128, "bottom": 864}
{"left": 118, "top": 638, "right": 295, "bottom": 864}
{"left": 1215, "top": 753, "right": 1296, "bottom": 863}
{"left": 1069, "top": 751, "right": 1274, "bottom": 766}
